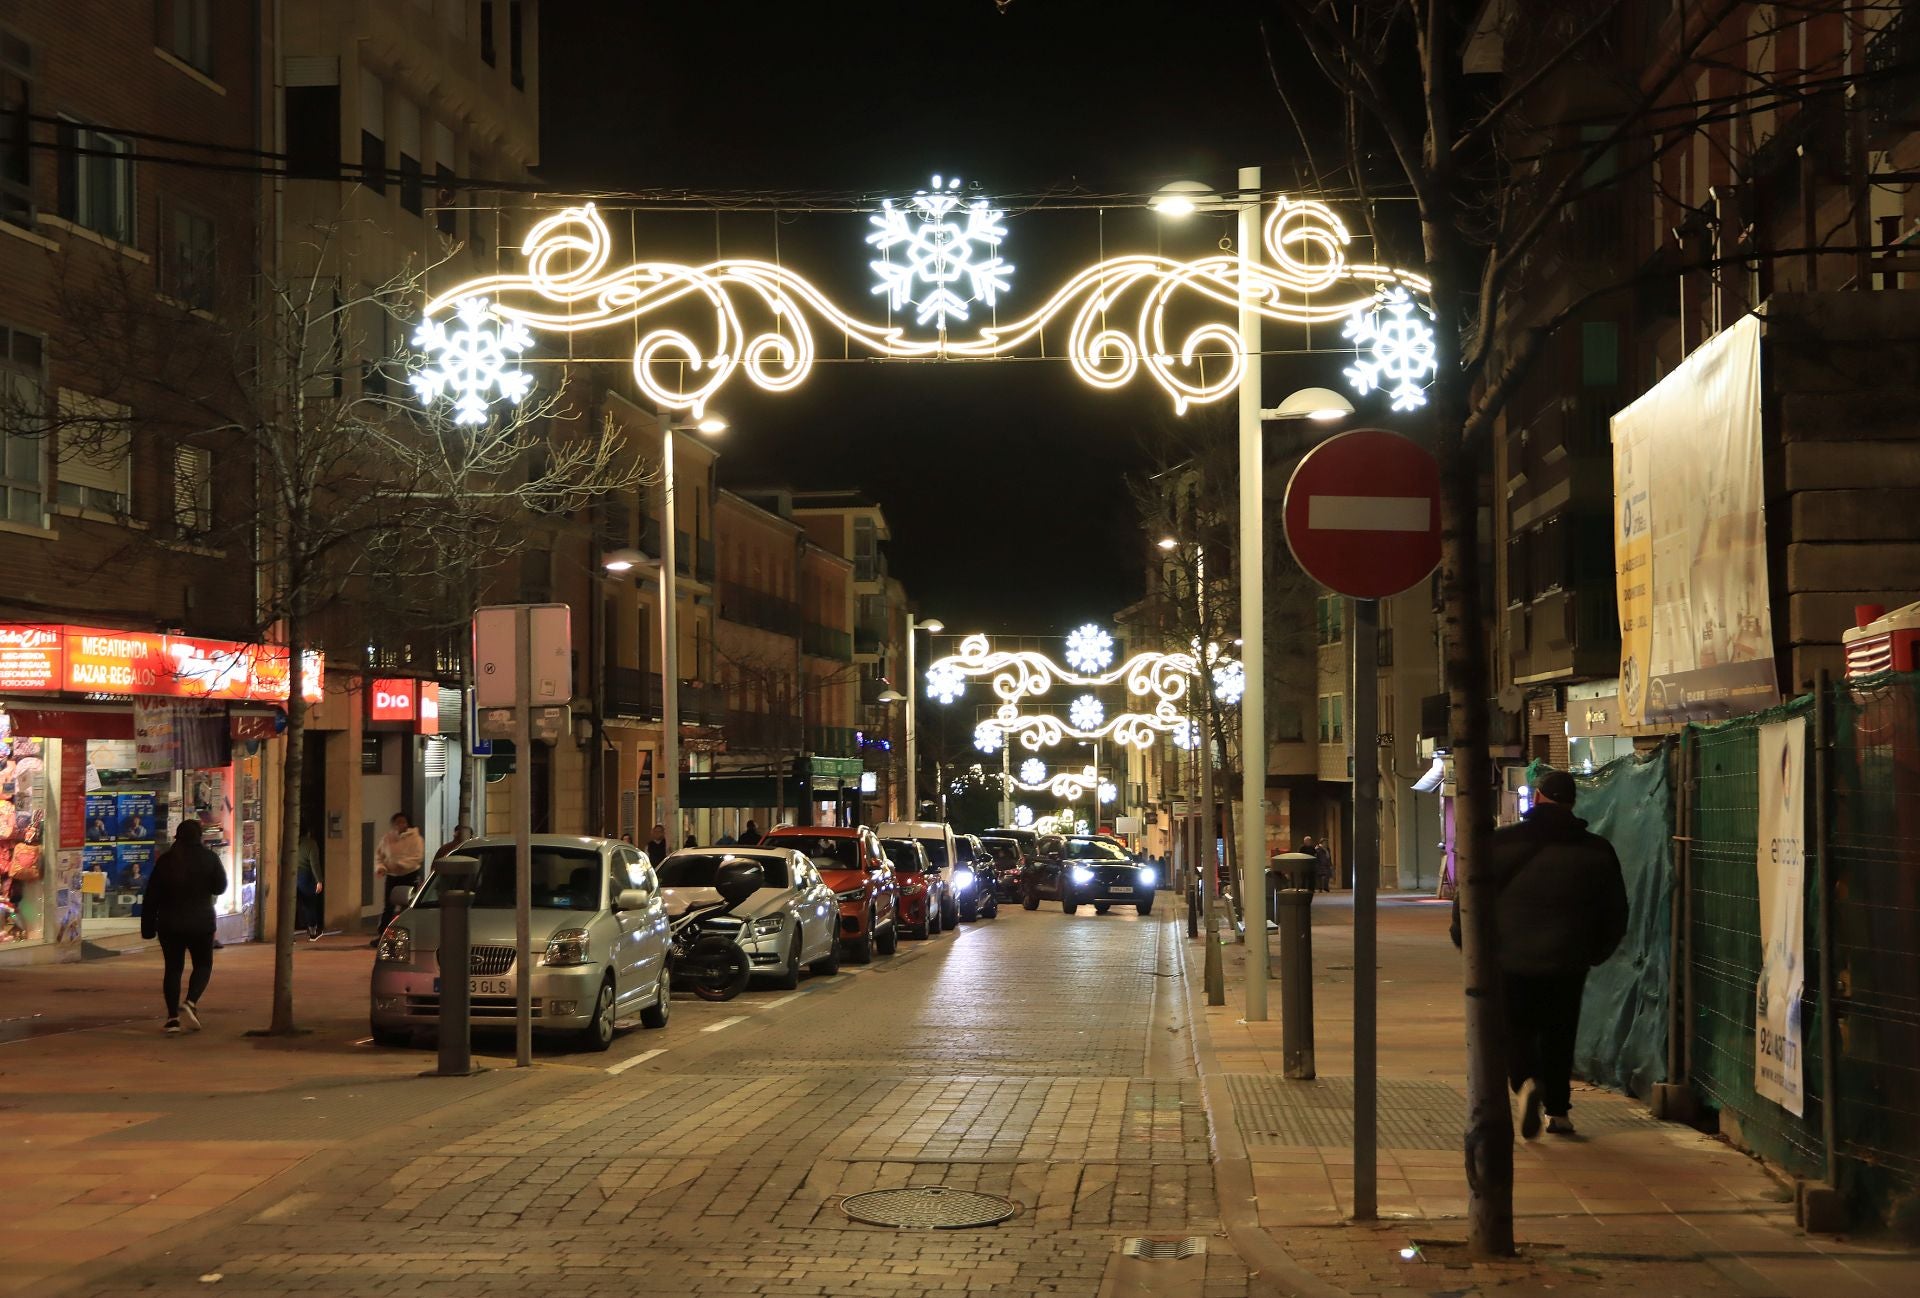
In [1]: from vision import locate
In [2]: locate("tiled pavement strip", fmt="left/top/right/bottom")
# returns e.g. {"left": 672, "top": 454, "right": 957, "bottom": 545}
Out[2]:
{"left": 11, "top": 910, "right": 1257, "bottom": 1297}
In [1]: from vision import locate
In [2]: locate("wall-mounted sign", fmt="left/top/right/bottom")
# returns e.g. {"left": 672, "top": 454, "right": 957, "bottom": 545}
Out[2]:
{"left": 0, "top": 624, "right": 323, "bottom": 703}
{"left": 369, "top": 678, "right": 418, "bottom": 724}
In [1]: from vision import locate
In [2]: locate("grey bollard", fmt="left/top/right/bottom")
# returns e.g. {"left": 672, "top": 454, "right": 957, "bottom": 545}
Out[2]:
{"left": 1275, "top": 887, "right": 1316, "bottom": 1079}
{"left": 428, "top": 854, "right": 484, "bottom": 1078}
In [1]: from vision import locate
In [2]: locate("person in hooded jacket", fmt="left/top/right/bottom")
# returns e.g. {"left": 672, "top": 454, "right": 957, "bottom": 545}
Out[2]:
{"left": 140, "top": 820, "right": 229, "bottom": 1035}
{"left": 1452, "top": 769, "right": 1628, "bottom": 1138}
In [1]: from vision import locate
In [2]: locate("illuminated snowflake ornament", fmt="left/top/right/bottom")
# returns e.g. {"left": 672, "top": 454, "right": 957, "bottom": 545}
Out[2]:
{"left": 867, "top": 175, "right": 1013, "bottom": 329}
{"left": 410, "top": 296, "right": 535, "bottom": 426}
{"left": 1342, "top": 287, "right": 1438, "bottom": 412}
{"left": 974, "top": 724, "right": 1002, "bottom": 754}
{"left": 1172, "top": 717, "right": 1200, "bottom": 750}
{"left": 1098, "top": 780, "right": 1118, "bottom": 805}
{"left": 1212, "top": 659, "right": 1246, "bottom": 706}
{"left": 926, "top": 662, "right": 966, "bottom": 704}
{"left": 1069, "top": 694, "right": 1104, "bottom": 730}
{"left": 1020, "top": 758, "right": 1047, "bottom": 784}
{"left": 1013, "top": 804, "right": 1035, "bottom": 828}
{"left": 1064, "top": 623, "right": 1114, "bottom": 674}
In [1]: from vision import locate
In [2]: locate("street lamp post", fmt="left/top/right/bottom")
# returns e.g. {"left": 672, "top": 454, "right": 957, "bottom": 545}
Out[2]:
{"left": 608, "top": 414, "right": 725, "bottom": 844}
{"left": 879, "top": 614, "right": 942, "bottom": 821}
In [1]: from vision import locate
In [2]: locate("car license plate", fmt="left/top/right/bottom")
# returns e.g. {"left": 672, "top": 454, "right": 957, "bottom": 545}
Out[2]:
{"left": 1110, "top": 885, "right": 1133, "bottom": 894}
{"left": 436, "top": 977, "right": 513, "bottom": 996}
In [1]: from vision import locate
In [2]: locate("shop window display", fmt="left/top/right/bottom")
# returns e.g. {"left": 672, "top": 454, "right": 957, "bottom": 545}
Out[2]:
{"left": 0, "top": 736, "right": 48, "bottom": 943}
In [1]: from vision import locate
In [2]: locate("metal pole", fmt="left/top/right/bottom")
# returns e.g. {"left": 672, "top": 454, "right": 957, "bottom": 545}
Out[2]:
{"left": 1351, "top": 595, "right": 1380, "bottom": 1219}
{"left": 1238, "top": 163, "right": 1269, "bottom": 1021}
{"left": 659, "top": 429, "right": 681, "bottom": 842}
{"left": 1201, "top": 709, "right": 1224, "bottom": 1005}
{"left": 513, "top": 608, "right": 532, "bottom": 1068}
{"left": 1814, "top": 668, "right": 1838, "bottom": 1188}
{"left": 905, "top": 622, "right": 917, "bottom": 819}
{"left": 1000, "top": 741, "right": 1012, "bottom": 827}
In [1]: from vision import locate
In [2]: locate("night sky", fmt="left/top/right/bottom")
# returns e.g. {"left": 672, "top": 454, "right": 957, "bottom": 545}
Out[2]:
{"left": 539, "top": 0, "right": 1311, "bottom": 633}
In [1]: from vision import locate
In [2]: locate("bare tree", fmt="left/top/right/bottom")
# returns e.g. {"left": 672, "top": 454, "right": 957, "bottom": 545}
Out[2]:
{"left": 4, "top": 218, "right": 641, "bottom": 1034}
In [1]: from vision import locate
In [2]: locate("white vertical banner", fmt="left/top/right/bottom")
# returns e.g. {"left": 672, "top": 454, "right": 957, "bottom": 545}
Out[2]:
{"left": 1755, "top": 714, "right": 1808, "bottom": 1116}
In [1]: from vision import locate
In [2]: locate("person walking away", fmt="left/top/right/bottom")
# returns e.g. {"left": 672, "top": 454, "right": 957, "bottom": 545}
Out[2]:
{"left": 140, "top": 820, "right": 228, "bottom": 1034}
{"left": 1451, "top": 770, "right": 1628, "bottom": 1137}
{"left": 644, "top": 823, "right": 670, "bottom": 864}
{"left": 737, "top": 819, "right": 762, "bottom": 846}
{"left": 296, "top": 829, "right": 324, "bottom": 941}
{"left": 373, "top": 812, "right": 425, "bottom": 945}
{"left": 1310, "top": 836, "right": 1334, "bottom": 892}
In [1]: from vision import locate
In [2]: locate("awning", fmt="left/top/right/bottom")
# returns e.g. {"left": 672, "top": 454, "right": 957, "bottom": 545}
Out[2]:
{"left": 679, "top": 773, "right": 811, "bottom": 809}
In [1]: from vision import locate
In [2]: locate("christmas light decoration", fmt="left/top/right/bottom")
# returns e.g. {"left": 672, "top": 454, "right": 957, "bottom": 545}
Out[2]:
{"left": 1019, "top": 758, "right": 1047, "bottom": 784}
{"left": 974, "top": 730, "right": 1002, "bottom": 754}
{"left": 1212, "top": 659, "right": 1245, "bottom": 705}
{"left": 1013, "top": 805, "right": 1034, "bottom": 828}
{"left": 1343, "top": 287, "right": 1437, "bottom": 412}
{"left": 925, "top": 662, "right": 966, "bottom": 705}
{"left": 1064, "top": 622, "right": 1114, "bottom": 673}
{"left": 1069, "top": 694, "right": 1105, "bottom": 730}
{"left": 868, "top": 175, "right": 1012, "bottom": 329}
{"left": 1010, "top": 763, "right": 1100, "bottom": 800}
{"left": 1098, "top": 779, "right": 1118, "bottom": 804}
{"left": 413, "top": 199, "right": 1429, "bottom": 423}
{"left": 1172, "top": 717, "right": 1200, "bottom": 750}
{"left": 409, "top": 296, "right": 534, "bottom": 425}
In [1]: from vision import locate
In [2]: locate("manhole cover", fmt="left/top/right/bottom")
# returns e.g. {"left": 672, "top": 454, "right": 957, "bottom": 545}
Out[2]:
{"left": 1122, "top": 1237, "right": 1206, "bottom": 1260}
{"left": 840, "top": 1185, "right": 1018, "bottom": 1229}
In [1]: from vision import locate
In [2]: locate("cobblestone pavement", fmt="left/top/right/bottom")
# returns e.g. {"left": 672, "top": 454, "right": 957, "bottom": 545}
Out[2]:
{"left": 63, "top": 908, "right": 1257, "bottom": 1297}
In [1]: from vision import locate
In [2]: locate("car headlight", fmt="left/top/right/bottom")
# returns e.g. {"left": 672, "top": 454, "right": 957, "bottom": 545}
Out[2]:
{"left": 376, "top": 926, "right": 412, "bottom": 963}
{"left": 541, "top": 928, "right": 590, "bottom": 967}
{"left": 952, "top": 868, "right": 975, "bottom": 890}
{"left": 1137, "top": 866, "right": 1158, "bottom": 887}
{"left": 749, "top": 914, "right": 786, "bottom": 937}
{"left": 835, "top": 887, "right": 867, "bottom": 902}
{"left": 1070, "top": 865, "right": 1095, "bottom": 885}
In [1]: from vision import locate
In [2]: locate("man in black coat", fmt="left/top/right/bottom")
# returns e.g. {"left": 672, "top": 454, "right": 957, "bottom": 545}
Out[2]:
{"left": 1452, "top": 770, "right": 1628, "bottom": 1137}
{"left": 141, "top": 820, "right": 229, "bottom": 1035}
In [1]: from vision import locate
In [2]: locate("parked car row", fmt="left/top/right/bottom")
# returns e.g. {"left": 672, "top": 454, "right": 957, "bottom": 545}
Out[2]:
{"left": 367, "top": 820, "right": 999, "bottom": 1052}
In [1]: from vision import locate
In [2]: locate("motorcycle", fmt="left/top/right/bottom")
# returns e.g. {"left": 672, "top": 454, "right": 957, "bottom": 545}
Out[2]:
{"left": 664, "top": 858, "right": 763, "bottom": 1002}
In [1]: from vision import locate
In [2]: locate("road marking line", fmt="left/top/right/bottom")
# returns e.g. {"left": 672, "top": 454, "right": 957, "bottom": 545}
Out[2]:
{"left": 758, "top": 993, "right": 803, "bottom": 1009}
{"left": 606, "top": 1048, "right": 667, "bottom": 1074}
{"left": 1307, "top": 494, "right": 1430, "bottom": 531}
{"left": 700, "top": 1015, "right": 747, "bottom": 1033}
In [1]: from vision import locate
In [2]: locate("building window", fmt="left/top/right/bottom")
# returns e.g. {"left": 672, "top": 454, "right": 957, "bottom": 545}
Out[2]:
{"left": 395, "top": 96, "right": 421, "bottom": 215}
{"left": 173, "top": 445, "right": 211, "bottom": 535}
{"left": 284, "top": 81, "right": 341, "bottom": 180}
{"left": 164, "top": 208, "right": 216, "bottom": 309}
{"left": 1316, "top": 594, "right": 1344, "bottom": 645}
{"left": 161, "top": 0, "right": 214, "bottom": 76}
{"left": 432, "top": 120, "right": 456, "bottom": 235}
{"left": 0, "top": 30, "right": 33, "bottom": 226}
{"left": 508, "top": 2, "right": 525, "bottom": 88}
{"left": 398, "top": 152, "right": 422, "bottom": 214}
{"left": 55, "top": 389, "right": 130, "bottom": 515}
{"left": 57, "top": 120, "right": 135, "bottom": 244}
{"left": 1581, "top": 321, "right": 1619, "bottom": 387}
{"left": 358, "top": 70, "right": 385, "bottom": 193}
{"left": 0, "top": 323, "right": 46, "bottom": 525}
{"left": 1377, "top": 627, "right": 1393, "bottom": 668}
{"left": 1317, "top": 693, "right": 1345, "bottom": 745}
{"left": 479, "top": 1, "right": 496, "bottom": 65}
{"left": 1273, "top": 700, "right": 1305, "bottom": 742}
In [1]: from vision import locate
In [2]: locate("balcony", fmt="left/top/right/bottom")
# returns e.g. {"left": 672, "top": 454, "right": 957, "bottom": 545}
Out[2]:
{"left": 717, "top": 582, "right": 802, "bottom": 637}
{"left": 859, "top": 675, "right": 889, "bottom": 706}
{"left": 855, "top": 618, "right": 888, "bottom": 656}
{"left": 600, "top": 668, "right": 727, "bottom": 727}
{"left": 808, "top": 725, "right": 858, "bottom": 758}
{"left": 803, "top": 622, "right": 854, "bottom": 661}
{"left": 726, "top": 709, "right": 803, "bottom": 752}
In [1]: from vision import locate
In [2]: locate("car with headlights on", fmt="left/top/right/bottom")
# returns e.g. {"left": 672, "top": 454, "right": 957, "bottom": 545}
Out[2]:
{"left": 759, "top": 824, "right": 899, "bottom": 963}
{"left": 369, "top": 834, "right": 671, "bottom": 1052}
{"left": 878, "top": 835, "right": 948, "bottom": 938}
{"left": 950, "top": 833, "right": 999, "bottom": 921}
{"left": 1027, "top": 834, "right": 1159, "bottom": 914}
{"left": 656, "top": 846, "right": 841, "bottom": 990}
{"left": 980, "top": 835, "right": 1030, "bottom": 901}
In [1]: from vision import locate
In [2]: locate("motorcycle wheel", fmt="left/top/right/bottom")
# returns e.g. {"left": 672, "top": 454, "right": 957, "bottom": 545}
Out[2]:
{"left": 685, "top": 936, "right": 751, "bottom": 1002}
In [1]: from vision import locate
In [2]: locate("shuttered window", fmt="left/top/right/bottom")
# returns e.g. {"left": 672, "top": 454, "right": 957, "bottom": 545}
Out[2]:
{"left": 173, "top": 445, "right": 211, "bottom": 534}
{"left": 55, "top": 389, "right": 130, "bottom": 514}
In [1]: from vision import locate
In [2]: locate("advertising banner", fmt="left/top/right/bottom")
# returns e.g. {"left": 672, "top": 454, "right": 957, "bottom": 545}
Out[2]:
{"left": 1755, "top": 715, "right": 1807, "bottom": 1116}
{"left": 0, "top": 625, "right": 61, "bottom": 691}
{"left": 1611, "top": 314, "right": 1778, "bottom": 727}
{"left": 0, "top": 625, "right": 324, "bottom": 704}
{"left": 133, "top": 698, "right": 176, "bottom": 775}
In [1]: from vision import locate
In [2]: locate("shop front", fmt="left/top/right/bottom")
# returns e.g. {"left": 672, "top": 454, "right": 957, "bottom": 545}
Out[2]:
{"left": 0, "top": 624, "right": 320, "bottom": 962}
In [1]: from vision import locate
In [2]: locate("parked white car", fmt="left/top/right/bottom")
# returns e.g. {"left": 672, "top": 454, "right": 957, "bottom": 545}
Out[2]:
{"left": 369, "top": 835, "right": 671, "bottom": 1052}
{"left": 657, "top": 847, "right": 841, "bottom": 989}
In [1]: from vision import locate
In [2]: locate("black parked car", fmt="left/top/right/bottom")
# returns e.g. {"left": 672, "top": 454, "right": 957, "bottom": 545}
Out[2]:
{"left": 1027, "top": 835, "right": 1158, "bottom": 915}
{"left": 951, "top": 834, "right": 999, "bottom": 921}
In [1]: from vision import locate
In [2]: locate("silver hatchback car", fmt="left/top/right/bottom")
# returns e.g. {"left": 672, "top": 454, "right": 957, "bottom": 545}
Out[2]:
{"left": 656, "top": 846, "right": 841, "bottom": 989}
{"left": 369, "top": 834, "right": 671, "bottom": 1051}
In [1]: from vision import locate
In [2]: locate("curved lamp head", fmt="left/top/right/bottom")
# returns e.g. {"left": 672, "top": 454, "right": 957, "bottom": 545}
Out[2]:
{"left": 876, "top": 689, "right": 907, "bottom": 704}
{"left": 917, "top": 618, "right": 946, "bottom": 634}
{"left": 1150, "top": 179, "right": 1218, "bottom": 217}
{"left": 1268, "top": 387, "right": 1355, "bottom": 422}
{"left": 602, "top": 547, "right": 653, "bottom": 573}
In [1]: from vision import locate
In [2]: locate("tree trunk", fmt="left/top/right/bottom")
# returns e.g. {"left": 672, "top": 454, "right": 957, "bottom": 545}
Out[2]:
{"left": 269, "top": 596, "right": 306, "bottom": 1035}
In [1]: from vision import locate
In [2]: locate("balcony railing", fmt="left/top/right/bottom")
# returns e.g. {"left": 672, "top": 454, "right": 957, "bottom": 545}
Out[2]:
{"left": 803, "top": 622, "right": 853, "bottom": 661}
{"left": 726, "top": 708, "right": 803, "bottom": 752}
{"left": 808, "top": 725, "right": 858, "bottom": 758}
{"left": 600, "top": 667, "right": 726, "bottom": 727}
{"left": 717, "top": 582, "right": 802, "bottom": 637}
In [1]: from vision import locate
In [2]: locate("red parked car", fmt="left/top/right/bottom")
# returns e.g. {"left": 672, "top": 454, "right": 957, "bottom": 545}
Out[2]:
{"left": 760, "top": 825, "right": 899, "bottom": 963}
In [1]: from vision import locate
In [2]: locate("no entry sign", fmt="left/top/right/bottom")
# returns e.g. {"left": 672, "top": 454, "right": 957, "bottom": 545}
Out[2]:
{"left": 1282, "top": 428, "right": 1442, "bottom": 599}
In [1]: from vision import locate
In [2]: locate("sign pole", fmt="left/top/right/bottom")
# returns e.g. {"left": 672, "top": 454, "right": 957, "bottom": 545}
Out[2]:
{"left": 1351, "top": 595, "right": 1379, "bottom": 1220}
{"left": 1238, "top": 163, "right": 1269, "bottom": 1022}
{"left": 513, "top": 607, "right": 533, "bottom": 1069}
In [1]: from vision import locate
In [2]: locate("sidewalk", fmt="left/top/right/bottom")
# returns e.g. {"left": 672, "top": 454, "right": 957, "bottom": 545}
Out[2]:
{"left": 1188, "top": 893, "right": 1920, "bottom": 1297}
{"left": 0, "top": 937, "right": 565, "bottom": 1298}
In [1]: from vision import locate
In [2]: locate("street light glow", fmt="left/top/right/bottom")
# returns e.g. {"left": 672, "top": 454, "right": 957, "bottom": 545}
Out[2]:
{"left": 1156, "top": 536, "right": 1178, "bottom": 551}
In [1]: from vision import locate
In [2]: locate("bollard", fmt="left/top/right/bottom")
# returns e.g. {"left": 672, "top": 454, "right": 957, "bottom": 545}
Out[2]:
{"left": 1276, "top": 887, "right": 1315, "bottom": 1079}
{"left": 427, "top": 854, "right": 483, "bottom": 1078}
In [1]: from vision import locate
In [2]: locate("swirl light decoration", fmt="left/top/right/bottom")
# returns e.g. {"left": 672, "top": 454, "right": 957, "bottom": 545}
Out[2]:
{"left": 414, "top": 198, "right": 1430, "bottom": 422}
{"left": 1011, "top": 763, "right": 1101, "bottom": 801}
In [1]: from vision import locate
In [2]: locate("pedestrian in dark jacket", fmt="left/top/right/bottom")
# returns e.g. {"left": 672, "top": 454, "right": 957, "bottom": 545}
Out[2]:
{"left": 644, "top": 823, "right": 670, "bottom": 865}
{"left": 1451, "top": 770, "right": 1629, "bottom": 1137}
{"left": 140, "top": 820, "right": 229, "bottom": 1035}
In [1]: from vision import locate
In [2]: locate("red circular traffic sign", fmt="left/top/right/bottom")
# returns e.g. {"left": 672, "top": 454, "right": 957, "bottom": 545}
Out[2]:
{"left": 1282, "top": 428, "right": 1442, "bottom": 599}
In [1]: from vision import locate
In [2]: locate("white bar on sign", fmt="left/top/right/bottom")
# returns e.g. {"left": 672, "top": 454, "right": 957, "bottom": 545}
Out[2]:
{"left": 1307, "top": 495, "right": 1430, "bottom": 532}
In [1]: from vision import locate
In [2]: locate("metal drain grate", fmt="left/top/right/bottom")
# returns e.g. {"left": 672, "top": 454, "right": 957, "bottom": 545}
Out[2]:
{"left": 840, "top": 1185, "right": 1018, "bottom": 1229}
{"left": 1121, "top": 1237, "right": 1207, "bottom": 1260}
